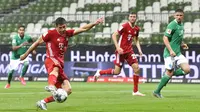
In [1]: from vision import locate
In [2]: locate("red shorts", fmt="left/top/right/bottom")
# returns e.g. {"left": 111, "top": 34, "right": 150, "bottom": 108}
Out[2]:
{"left": 45, "top": 57, "right": 69, "bottom": 88}
{"left": 114, "top": 51, "right": 138, "bottom": 67}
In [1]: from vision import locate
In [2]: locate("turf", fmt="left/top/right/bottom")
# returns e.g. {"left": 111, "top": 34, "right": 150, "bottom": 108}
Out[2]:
{"left": 0, "top": 82, "right": 200, "bottom": 112}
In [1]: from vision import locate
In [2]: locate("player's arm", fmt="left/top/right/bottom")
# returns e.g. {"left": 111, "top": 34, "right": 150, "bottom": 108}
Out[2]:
{"left": 163, "top": 35, "right": 176, "bottom": 57}
{"left": 12, "top": 41, "right": 29, "bottom": 51}
{"left": 29, "top": 37, "right": 37, "bottom": 55}
{"left": 20, "top": 36, "right": 44, "bottom": 60}
{"left": 112, "top": 31, "right": 123, "bottom": 54}
{"left": 73, "top": 17, "right": 104, "bottom": 35}
{"left": 133, "top": 36, "right": 143, "bottom": 57}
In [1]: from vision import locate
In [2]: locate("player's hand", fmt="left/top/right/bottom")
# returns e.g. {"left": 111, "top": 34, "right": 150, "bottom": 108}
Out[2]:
{"left": 138, "top": 51, "right": 143, "bottom": 58}
{"left": 117, "top": 47, "right": 123, "bottom": 54}
{"left": 20, "top": 53, "right": 28, "bottom": 61}
{"left": 32, "top": 50, "right": 36, "bottom": 55}
{"left": 169, "top": 50, "right": 176, "bottom": 57}
{"left": 94, "top": 17, "right": 104, "bottom": 25}
{"left": 21, "top": 42, "right": 29, "bottom": 47}
{"left": 182, "top": 43, "right": 189, "bottom": 50}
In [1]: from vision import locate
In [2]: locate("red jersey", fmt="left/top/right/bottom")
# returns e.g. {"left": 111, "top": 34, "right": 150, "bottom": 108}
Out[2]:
{"left": 42, "top": 29, "right": 74, "bottom": 65}
{"left": 117, "top": 22, "right": 140, "bottom": 54}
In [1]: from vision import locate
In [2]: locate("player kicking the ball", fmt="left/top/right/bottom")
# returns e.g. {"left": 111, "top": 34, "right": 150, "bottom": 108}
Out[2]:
{"left": 94, "top": 12, "right": 145, "bottom": 96}
{"left": 20, "top": 17, "right": 104, "bottom": 110}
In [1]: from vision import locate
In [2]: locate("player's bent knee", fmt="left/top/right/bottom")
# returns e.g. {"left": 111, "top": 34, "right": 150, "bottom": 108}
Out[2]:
{"left": 134, "top": 68, "right": 140, "bottom": 74}
{"left": 113, "top": 70, "right": 121, "bottom": 75}
{"left": 184, "top": 68, "right": 190, "bottom": 74}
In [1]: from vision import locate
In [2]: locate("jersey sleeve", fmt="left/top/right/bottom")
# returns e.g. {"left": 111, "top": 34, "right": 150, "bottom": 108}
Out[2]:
{"left": 66, "top": 29, "right": 75, "bottom": 38}
{"left": 117, "top": 24, "right": 125, "bottom": 35}
{"left": 42, "top": 31, "right": 50, "bottom": 42}
{"left": 12, "top": 36, "right": 17, "bottom": 46}
{"left": 164, "top": 22, "right": 175, "bottom": 38}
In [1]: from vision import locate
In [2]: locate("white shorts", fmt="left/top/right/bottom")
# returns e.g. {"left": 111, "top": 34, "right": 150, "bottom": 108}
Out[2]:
{"left": 9, "top": 57, "right": 29, "bottom": 71}
{"left": 164, "top": 54, "right": 188, "bottom": 70}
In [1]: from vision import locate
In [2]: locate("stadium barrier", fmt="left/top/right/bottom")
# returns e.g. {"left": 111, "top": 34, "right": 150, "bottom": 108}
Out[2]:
{"left": 0, "top": 44, "right": 200, "bottom": 83}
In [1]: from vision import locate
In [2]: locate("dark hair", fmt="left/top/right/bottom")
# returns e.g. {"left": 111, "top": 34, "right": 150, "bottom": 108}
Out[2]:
{"left": 129, "top": 12, "right": 137, "bottom": 15}
{"left": 175, "top": 9, "right": 184, "bottom": 13}
{"left": 18, "top": 25, "right": 25, "bottom": 29}
{"left": 54, "top": 17, "right": 67, "bottom": 26}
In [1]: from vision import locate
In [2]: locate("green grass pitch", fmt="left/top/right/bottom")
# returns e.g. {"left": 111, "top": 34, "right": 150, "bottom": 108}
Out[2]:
{"left": 0, "top": 82, "right": 200, "bottom": 112}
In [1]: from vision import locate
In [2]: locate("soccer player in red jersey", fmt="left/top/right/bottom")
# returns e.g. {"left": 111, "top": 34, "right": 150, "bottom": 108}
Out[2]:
{"left": 20, "top": 17, "right": 104, "bottom": 110}
{"left": 94, "top": 12, "right": 145, "bottom": 96}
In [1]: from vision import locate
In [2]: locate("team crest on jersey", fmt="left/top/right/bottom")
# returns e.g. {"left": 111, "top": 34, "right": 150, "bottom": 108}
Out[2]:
{"left": 166, "top": 29, "right": 172, "bottom": 34}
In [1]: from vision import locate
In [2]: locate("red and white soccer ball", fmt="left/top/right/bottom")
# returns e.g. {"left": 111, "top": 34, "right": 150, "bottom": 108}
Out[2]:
{"left": 53, "top": 88, "right": 68, "bottom": 103}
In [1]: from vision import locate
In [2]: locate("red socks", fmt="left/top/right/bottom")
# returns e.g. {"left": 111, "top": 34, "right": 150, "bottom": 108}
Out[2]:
{"left": 133, "top": 75, "right": 139, "bottom": 93}
{"left": 44, "top": 96, "right": 55, "bottom": 103}
{"left": 48, "top": 75, "right": 57, "bottom": 85}
{"left": 99, "top": 68, "right": 114, "bottom": 75}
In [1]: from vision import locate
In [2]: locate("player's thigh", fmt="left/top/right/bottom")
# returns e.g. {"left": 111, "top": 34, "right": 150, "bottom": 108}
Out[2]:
{"left": 176, "top": 55, "right": 189, "bottom": 66}
{"left": 176, "top": 55, "right": 190, "bottom": 73}
{"left": 164, "top": 56, "right": 174, "bottom": 70}
{"left": 126, "top": 51, "right": 138, "bottom": 65}
{"left": 114, "top": 51, "right": 124, "bottom": 67}
{"left": 45, "top": 58, "right": 60, "bottom": 77}
{"left": 9, "top": 59, "right": 20, "bottom": 70}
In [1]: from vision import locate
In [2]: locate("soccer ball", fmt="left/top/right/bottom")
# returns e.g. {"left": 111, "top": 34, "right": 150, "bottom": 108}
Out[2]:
{"left": 53, "top": 88, "right": 68, "bottom": 103}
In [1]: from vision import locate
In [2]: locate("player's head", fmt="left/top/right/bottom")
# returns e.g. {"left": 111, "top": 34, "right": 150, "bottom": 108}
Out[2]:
{"left": 54, "top": 17, "right": 67, "bottom": 33}
{"left": 18, "top": 25, "right": 25, "bottom": 37}
{"left": 174, "top": 9, "right": 184, "bottom": 23}
{"left": 128, "top": 12, "right": 137, "bottom": 24}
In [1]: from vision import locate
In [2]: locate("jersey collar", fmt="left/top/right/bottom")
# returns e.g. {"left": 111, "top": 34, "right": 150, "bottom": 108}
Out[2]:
{"left": 174, "top": 19, "right": 182, "bottom": 25}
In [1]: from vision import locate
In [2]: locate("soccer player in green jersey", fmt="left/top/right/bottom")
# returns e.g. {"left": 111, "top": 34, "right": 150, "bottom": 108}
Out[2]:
{"left": 153, "top": 9, "right": 190, "bottom": 98}
{"left": 4, "top": 25, "right": 36, "bottom": 89}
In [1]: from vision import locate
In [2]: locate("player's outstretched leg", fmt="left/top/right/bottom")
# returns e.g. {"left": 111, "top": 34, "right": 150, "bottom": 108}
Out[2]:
{"left": 36, "top": 101, "right": 47, "bottom": 110}
{"left": 93, "top": 68, "right": 114, "bottom": 82}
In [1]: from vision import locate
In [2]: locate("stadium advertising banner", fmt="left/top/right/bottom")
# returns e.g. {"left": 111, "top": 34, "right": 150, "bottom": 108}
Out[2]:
{"left": 0, "top": 44, "right": 200, "bottom": 83}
